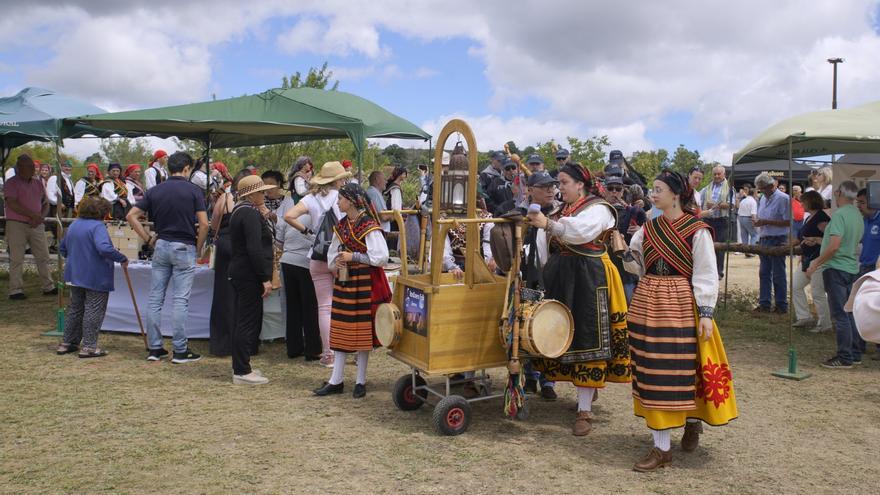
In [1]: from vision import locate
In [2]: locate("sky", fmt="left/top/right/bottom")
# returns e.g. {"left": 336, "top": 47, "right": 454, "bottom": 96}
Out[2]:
{"left": 2, "top": 0, "right": 880, "bottom": 164}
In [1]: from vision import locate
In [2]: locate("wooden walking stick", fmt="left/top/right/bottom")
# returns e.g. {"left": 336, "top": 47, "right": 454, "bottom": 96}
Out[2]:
{"left": 504, "top": 220, "right": 526, "bottom": 418}
{"left": 122, "top": 264, "right": 148, "bottom": 350}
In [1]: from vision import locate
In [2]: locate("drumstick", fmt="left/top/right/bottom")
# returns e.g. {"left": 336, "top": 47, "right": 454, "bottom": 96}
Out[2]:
{"left": 123, "top": 264, "right": 148, "bottom": 350}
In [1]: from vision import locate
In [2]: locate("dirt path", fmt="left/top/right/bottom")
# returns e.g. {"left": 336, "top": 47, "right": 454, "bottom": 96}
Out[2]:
{"left": 1, "top": 267, "right": 878, "bottom": 494}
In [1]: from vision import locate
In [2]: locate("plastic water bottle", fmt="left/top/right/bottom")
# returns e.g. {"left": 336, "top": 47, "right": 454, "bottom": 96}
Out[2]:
{"left": 528, "top": 203, "right": 541, "bottom": 214}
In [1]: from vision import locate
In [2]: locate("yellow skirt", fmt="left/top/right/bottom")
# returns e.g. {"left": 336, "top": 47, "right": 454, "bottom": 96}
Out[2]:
{"left": 532, "top": 253, "right": 631, "bottom": 388}
{"left": 633, "top": 310, "right": 738, "bottom": 430}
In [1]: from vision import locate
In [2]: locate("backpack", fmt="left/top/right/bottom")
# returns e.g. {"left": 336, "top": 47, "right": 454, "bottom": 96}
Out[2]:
{"left": 310, "top": 198, "right": 338, "bottom": 262}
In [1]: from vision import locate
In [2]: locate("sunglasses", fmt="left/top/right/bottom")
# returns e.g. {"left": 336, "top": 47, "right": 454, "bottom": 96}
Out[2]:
{"left": 607, "top": 186, "right": 623, "bottom": 192}
{"left": 556, "top": 157, "right": 566, "bottom": 161}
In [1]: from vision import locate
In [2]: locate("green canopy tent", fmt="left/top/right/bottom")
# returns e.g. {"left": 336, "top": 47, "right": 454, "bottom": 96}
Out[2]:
{"left": 69, "top": 87, "right": 431, "bottom": 175}
{"left": 732, "top": 99, "right": 880, "bottom": 381}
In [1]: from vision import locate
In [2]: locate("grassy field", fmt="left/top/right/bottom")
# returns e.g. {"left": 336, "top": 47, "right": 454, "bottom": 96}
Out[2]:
{"left": 1, "top": 269, "right": 879, "bottom": 494}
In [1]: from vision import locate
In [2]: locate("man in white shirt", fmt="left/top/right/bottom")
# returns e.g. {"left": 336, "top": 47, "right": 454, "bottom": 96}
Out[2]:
{"left": 144, "top": 149, "right": 169, "bottom": 190}
{"left": 737, "top": 185, "right": 758, "bottom": 252}
{"left": 46, "top": 161, "right": 75, "bottom": 217}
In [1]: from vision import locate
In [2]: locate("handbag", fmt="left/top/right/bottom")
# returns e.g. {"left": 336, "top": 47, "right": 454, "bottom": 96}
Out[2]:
{"left": 310, "top": 199, "right": 338, "bottom": 262}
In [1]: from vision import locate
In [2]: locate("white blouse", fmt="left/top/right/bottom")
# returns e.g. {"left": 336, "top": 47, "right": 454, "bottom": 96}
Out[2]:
{"left": 293, "top": 176, "right": 309, "bottom": 197}
{"left": 327, "top": 226, "right": 389, "bottom": 268}
{"left": 389, "top": 187, "right": 403, "bottom": 211}
{"left": 547, "top": 202, "right": 616, "bottom": 246}
{"left": 101, "top": 181, "right": 118, "bottom": 202}
{"left": 626, "top": 226, "right": 718, "bottom": 309}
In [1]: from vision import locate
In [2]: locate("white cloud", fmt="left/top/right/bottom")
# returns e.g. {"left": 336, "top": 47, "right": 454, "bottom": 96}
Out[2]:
{"left": 27, "top": 16, "right": 212, "bottom": 109}
{"left": 276, "top": 16, "right": 390, "bottom": 59}
{"left": 60, "top": 136, "right": 181, "bottom": 161}
{"left": 8, "top": 0, "right": 880, "bottom": 164}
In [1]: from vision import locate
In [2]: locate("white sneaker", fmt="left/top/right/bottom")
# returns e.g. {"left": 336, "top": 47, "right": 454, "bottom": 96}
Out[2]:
{"left": 809, "top": 325, "right": 832, "bottom": 333}
{"left": 233, "top": 373, "right": 269, "bottom": 385}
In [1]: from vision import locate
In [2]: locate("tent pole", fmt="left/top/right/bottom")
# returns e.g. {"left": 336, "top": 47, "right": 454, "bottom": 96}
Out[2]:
{"left": 42, "top": 141, "right": 66, "bottom": 337}
{"left": 772, "top": 135, "right": 810, "bottom": 380}
{"left": 724, "top": 160, "right": 734, "bottom": 309}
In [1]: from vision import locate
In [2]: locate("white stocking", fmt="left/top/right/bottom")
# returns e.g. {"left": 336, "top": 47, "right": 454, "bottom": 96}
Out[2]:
{"left": 576, "top": 386, "right": 595, "bottom": 412}
{"left": 652, "top": 429, "right": 671, "bottom": 451}
{"left": 328, "top": 351, "right": 346, "bottom": 385}
{"left": 356, "top": 351, "right": 369, "bottom": 385}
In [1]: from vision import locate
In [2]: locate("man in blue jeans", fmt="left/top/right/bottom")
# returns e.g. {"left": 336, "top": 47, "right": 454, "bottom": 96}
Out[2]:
{"left": 127, "top": 152, "right": 209, "bottom": 363}
{"left": 806, "top": 181, "right": 865, "bottom": 369}
{"left": 753, "top": 173, "right": 790, "bottom": 313}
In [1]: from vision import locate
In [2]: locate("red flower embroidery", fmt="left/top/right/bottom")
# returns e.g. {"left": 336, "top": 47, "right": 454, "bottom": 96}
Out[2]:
{"left": 695, "top": 357, "right": 732, "bottom": 408}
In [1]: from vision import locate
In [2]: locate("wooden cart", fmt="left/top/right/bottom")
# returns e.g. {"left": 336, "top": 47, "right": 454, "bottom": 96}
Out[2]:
{"left": 376, "top": 119, "right": 524, "bottom": 435}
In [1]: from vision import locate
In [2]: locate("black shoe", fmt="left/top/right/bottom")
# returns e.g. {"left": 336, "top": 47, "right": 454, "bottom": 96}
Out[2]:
{"left": 304, "top": 355, "right": 322, "bottom": 362}
{"left": 772, "top": 307, "right": 788, "bottom": 314}
{"left": 146, "top": 348, "right": 169, "bottom": 361}
{"left": 313, "top": 382, "right": 344, "bottom": 396}
{"left": 853, "top": 358, "right": 863, "bottom": 365}
{"left": 541, "top": 385, "right": 558, "bottom": 401}
{"left": 524, "top": 377, "right": 538, "bottom": 394}
{"left": 8, "top": 293, "right": 26, "bottom": 300}
{"left": 352, "top": 383, "right": 366, "bottom": 399}
{"left": 752, "top": 305, "right": 771, "bottom": 313}
{"left": 821, "top": 357, "right": 852, "bottom": 369}
{"left": 42, "top": 287, "right": 58, "bottom": 296}
{"left": 287, "top": 353, "right": 303, "bottom": 359}
{"left": 171, "top": 349, "right": 201, "bottom": 364}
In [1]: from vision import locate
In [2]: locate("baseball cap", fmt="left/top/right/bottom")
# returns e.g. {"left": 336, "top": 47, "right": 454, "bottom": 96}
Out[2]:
{"left": 608, "top": 149, "right": 624, "bottom": 165}
{"left": 526, "top": 154, "right": 544, "bottom": 165}
{"left": 527, "top": 171, "right": 558, "bottom": 187}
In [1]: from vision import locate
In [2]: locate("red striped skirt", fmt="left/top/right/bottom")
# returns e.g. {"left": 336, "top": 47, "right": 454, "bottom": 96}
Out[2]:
{"left": 329, "top": 263, "right": 391, "bottom": 352}
{"left": 627, "top": 275, "right": 698, "bottom": 411}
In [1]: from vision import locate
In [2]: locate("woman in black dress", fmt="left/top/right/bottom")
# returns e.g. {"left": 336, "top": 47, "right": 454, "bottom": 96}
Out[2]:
{"left": 228, "top": 175, "right": 277, "bottom": 385}
{"left": 208, "top": 170, "right": 252, "bottom": 356}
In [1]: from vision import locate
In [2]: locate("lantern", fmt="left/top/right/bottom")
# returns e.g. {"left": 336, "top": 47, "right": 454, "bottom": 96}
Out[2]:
{"left": 440, "top": 141, "right": 469, "bottom": 215}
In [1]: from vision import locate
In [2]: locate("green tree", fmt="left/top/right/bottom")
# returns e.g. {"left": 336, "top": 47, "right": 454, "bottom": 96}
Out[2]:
{"left": 566, "top": 135, "right": 610, "bottom": 171}
{"left": 630, "top": 149, "right": 670, "bottom": 182}
{"left": 670, "top": 144, "right": 704, "bottom": 175}
{"left": 100, "top": 138, "right": 153, "bottom": 166}
{"left": 382, "top": 144, "right": 407, "bottom": 165}
{"left": 280, "top": 62, "right": 339, "bottom": 91}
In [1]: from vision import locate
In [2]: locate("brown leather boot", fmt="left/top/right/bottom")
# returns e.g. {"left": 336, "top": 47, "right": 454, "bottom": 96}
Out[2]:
{"left": 633, "top": 447, "right": 672, "bottom": 472}
{"left": 681, "top": 421, "right": 703, "bottom": 452}
{"left": 572, "top": 411, "right": 593, "bottom": 436}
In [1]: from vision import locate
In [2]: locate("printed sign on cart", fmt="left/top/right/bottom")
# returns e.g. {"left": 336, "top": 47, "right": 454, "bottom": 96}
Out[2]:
{"left": 403, "top": 286, "right": 428, "bottom": 336}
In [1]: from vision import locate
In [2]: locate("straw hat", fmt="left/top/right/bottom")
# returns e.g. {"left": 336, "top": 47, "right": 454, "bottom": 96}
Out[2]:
{"left": 310, "top": 161, "right": 352, "bottom": 185}
{"left": 237, "top": 175, "right": 277, "bottom": 198}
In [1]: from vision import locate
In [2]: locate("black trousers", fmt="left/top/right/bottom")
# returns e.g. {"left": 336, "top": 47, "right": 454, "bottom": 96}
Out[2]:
{"left": 230, "top": 277, "right": 264, "bottom": 375}
{"left": 281, "top": 263, "right": 322, "bottom": 358}
{"left": 705, "top": 217, "right": 729, "bottom": 276}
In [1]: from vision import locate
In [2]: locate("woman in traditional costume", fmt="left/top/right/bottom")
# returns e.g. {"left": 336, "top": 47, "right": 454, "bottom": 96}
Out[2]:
{"left": 123, "top": 164, "right": 145, "bottom": 205}
{"left": 313, "top": 183, "right": 391, "bottom": 399}
{"left": 625, "top": 170, "right": 737, "bottom": 472}
{"left": 101, "top": 163, "right": 130, "bottom": 220}
{"left": 526, "top": 162, "right": 631, "bottom": 436}
{"left": 73, "top": 163, "right": 104, "bottom": 209}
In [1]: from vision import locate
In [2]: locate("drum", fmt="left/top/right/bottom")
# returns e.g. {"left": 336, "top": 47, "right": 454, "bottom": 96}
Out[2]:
{"left": 519, "top": 299, "right": 573, "bottom": 358}
{"left": 375, "top": 303, "right": 403, "bottom": 349}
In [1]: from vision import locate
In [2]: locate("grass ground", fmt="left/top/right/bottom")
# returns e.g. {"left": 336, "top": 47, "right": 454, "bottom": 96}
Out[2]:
{"left": 1, "top": 266, "right": 879, "bottom": 494}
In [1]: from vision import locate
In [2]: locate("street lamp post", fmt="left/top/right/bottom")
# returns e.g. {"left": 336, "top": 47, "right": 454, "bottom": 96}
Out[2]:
{"left": 827, "top": 57, "right": 844, "bottom": 110}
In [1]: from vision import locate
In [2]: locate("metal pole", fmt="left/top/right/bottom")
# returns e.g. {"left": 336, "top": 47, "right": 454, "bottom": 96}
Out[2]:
{"left": 772, "top": 135, "right": 810, "bottom": 380}
{"left": 827, "top": 58, "right": 843, "bottom": 110}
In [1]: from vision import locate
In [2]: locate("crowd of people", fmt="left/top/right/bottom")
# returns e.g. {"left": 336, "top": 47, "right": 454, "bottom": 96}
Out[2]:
{"left": 3, "top": 145, "right": 879, "bottom": 473}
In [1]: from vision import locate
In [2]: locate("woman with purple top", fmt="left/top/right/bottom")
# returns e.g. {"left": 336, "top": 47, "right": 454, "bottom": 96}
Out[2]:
{"left": 56, "top": 197, "right": 128, "bottom": 358}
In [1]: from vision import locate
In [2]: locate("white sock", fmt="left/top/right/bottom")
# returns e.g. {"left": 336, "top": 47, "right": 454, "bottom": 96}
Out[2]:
{"left": 576, "top": 386, "right": 595, "bottom": 412}
{"left": 328, "top": 351, "right": 346, "bottom": 385}
{"left": 356, "top": 351, "right": 369, "bottom": 385}
{"left": 686, "top": 418, "right": 700, "bottom": 424}
{"left": 652, "top": 430, "right": 671, "bottom": 451}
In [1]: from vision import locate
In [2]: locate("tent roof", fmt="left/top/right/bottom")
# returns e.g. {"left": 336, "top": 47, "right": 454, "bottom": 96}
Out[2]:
{"left": 0, "top": 87, "right": 120, "bottom": 150}
{"left": 70, "top": 88, "right": 430, "bottom": 152}
{"left": 733, "top": 101, "right": 880, "bottom": 164}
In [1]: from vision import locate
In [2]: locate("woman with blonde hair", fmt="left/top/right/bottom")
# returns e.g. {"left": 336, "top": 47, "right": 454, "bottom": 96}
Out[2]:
{"left": 283, "top": 161, "right": 352, "bottom": 368}
{"left": 808, "top": 166, "right": 833, "bottom": 207}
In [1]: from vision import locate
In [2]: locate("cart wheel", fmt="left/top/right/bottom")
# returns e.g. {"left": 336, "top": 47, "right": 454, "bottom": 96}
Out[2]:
{"left": 392, "top": 374, "right": 427, "bottom": 411}
{"left": 433, "top": 395, "right": 472, "bottom": 436}
{"left": 515, "top": 400, "right": 530, "bottom": 421}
